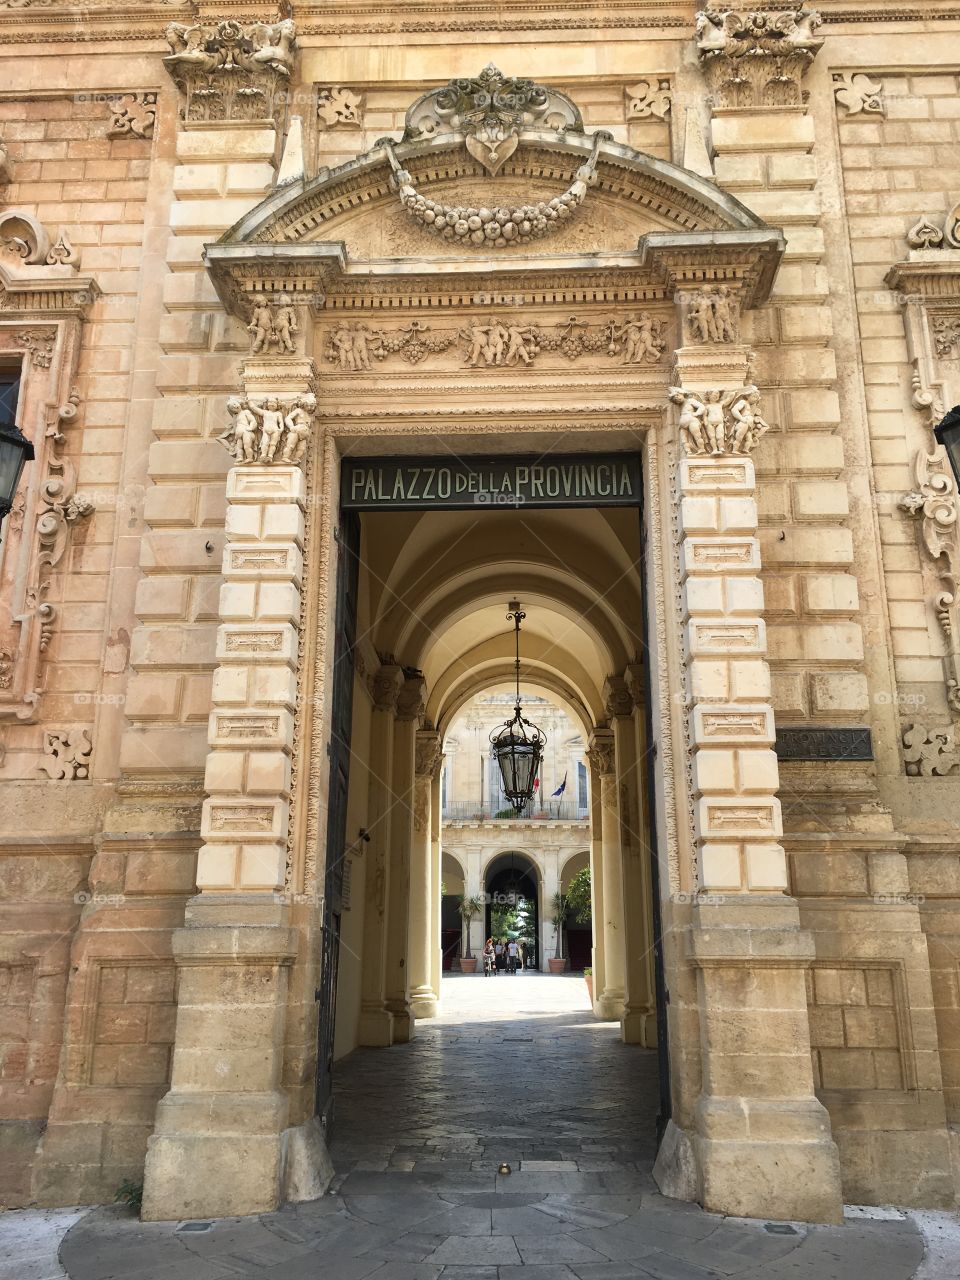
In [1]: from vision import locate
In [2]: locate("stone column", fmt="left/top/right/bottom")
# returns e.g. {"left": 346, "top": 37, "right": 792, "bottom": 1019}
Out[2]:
{"left": 587, "top": 730, "right": 625, "bottom": 1018}
{"left": 605, "top": 675, "right": 657, "bottom": 1046}
{"left": 588, "top": 766, "right": 606, "bottom": 1003}
{"left": 409, "top": 730, "right": 442, "bottom": 1018}
{"left": 429, "top": 769, "right": 443, "bottom": 1001}
{"left": 357, "top": 663, "right": 403, "bottom": 1047}
{"left": 384, "top": 674, "right": 425, "bottom": 1043}
{"left": 142, "top": 366, "right": 317, "bottom": 1220}
{"left": 662, "top": 316, "right": 843, "bottom": 1222}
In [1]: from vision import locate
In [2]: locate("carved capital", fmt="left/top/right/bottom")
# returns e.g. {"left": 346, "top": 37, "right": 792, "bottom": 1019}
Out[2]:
{"left": 396, "top": 673, "right": 427, "bottom": 723}
{"left": 415, "top": 729, "right": 443, "bottom": 777}
{"left": 668, "top": 384, "right": 773, "bottom": 458}
{"left": 163, "top": 18, "right": 297, "bottom": 123}
{"left": 603, "top": 675, "right": 633, "bottom": 721}
{"left": 696, "top": 7, "right": 824, "bottom": 111}
{"left": 624, "top": 663, "right": 645, "bottom": 709}
{"left": 586, "top": 729, "right": 616, "bottom": 777}
{"left": 371, "top": 663, "right": 404, "bottom": 714}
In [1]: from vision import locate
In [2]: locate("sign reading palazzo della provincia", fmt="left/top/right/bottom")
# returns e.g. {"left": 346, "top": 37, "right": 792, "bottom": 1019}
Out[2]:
{"left": 341, "top": 453, "right": 643, "bottom": 511}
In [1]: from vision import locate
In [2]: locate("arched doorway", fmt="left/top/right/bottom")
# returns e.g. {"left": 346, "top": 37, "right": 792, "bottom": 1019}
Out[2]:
{"left": 483, "top": 851, "right": 540, "bottom": 970}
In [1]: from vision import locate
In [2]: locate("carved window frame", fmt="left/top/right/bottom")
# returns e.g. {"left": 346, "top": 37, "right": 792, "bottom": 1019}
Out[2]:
{"left": 0, "top": 262, "right": 99, "bottom": 724}
{"left": 886, "top": 254, "right": 960, "bottom": 771}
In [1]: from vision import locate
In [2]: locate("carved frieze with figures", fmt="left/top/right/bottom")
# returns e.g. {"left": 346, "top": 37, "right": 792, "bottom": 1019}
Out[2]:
{"left": 217, "top": 394, "right": 316, "bottom": 468}
{"left": 246, "top": 294, "right": 300, "bottom": 355}
{"left": 323, "top": 313, "right": 667, "bottom": 371}
{"left": 669, "top": 385, "right": 772, "bottom": 457}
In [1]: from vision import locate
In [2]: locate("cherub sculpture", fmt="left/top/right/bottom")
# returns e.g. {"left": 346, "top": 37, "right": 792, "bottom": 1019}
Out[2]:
{"left": 272, "top": 293, "right": 299, "bottom": 354}
{"left": 668, "top": 388, "right": 708, "bottom": 456}
{"left": 729, "top": 385, "right": 771, "bottom": 454}
{"left": 247, "top": 301, "right": 274, "bottom": 355}
{"left": 282, "top": 394, "right": 315, "bottom": 465}
{"left": 248, "top": 397, "right": 286, "bottom": 463}
{"left": 218, "top": 397, "right": 259, "bottom": 463}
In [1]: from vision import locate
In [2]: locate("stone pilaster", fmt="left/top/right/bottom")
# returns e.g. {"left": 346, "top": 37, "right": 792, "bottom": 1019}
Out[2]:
{"left": 587, "top": 729, "right": 625, "bottom": 1018}
{"left": 384, "top": 674, "right": 426, "bottom": 1043}
{"left": 141, "top": 358, "right": 318, "bottom": 1218}
{"left": 429, "top": 769, "right": 443, "bottom": 1001}
{"left": 663, "top": 322, "right": 843, "bottom": 1222}
{"left": 608, "top": 672, "right": 657, "bottom": 1047}
{"left": 409, "top": 729, "right": 442, "bottom": 1018}
{"left": 357, "top": 663, "right": 403, "bottom": 1046}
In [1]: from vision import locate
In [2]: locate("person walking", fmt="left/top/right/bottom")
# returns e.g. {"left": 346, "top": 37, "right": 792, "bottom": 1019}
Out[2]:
{"left": 494, "top": 938, "right": 506, "bottom": 973}
{"left": 483, "top": 938, "right": 496, "bottom": 977}
{"left": 506, "top": 937, "right": 520, "bottom": 974}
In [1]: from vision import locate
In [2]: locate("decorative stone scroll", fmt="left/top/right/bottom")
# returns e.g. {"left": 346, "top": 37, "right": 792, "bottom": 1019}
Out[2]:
{"left": 902, "top": 723, "right": 959, "bottom": 777}
{"left": 695, "top": 7, "right": 824, "bottom": 110}
{"left": 832, "top": 72, "right": 884, "bottom": 117}
{"left": 217, "top": 394, "right": 315, "bottom": 467}
{"left": 625, "top": 79, "right": 672, "bottom": 120}
{"left": 36, "top": 728, "right": 93, "bottom": 780}
{"left": 317, "top": 86, "right": 363, "bottom": 129}
{"left": 105, "top": 92, "right": 158, "bottom": 140}
{"left": 162, "top": 18, "right": 296, "bottom": 122}
{"left": 324, "top": 312, "right": 667, "bottom": 370}
{"left": 0, "top": 209, "right": 79, "bottom": 270}
{"left": 668, "top": 386, "right": 772, "bottom": 457}
{"left": 900, "top": 446, "right": 960, "bottom": 719}
{"left": 906, "top": 202, "right": 960, "bottom": 251}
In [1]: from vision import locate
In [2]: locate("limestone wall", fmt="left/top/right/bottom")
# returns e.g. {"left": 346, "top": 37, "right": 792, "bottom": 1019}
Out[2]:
{"left": 0, "top": 2, "right": 959, "bottom": 1215}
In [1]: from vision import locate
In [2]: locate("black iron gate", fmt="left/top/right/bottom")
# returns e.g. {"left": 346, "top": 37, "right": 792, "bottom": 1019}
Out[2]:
{"left": 315, "top": 510, "right": 360, "bottom": 1126}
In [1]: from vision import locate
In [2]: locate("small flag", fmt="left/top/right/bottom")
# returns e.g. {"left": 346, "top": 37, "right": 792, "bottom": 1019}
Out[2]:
{"left": 551, "top": 772, "right": 567, "bottom": 798}
{"left": 533, "top": 776, "right": 539, "bottom": 791}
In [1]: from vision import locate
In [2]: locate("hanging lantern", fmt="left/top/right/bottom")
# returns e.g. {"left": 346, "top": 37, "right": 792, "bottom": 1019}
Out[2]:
{"left": 490, "top": 602, "right": 546, "bottom": 814}
{"left": 0, "top": 420, "right": 34, "bottom": 530}
{"left": 934, "top": 406, "right": 960, "bottom": 489}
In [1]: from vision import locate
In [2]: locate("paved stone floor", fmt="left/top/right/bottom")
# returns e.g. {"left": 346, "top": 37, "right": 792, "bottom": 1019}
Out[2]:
{"left": 38, "top": 972, "right": 953, "bottom": 1277}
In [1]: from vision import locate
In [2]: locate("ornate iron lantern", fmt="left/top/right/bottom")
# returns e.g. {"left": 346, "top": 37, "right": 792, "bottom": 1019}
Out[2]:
{"left": 934, "top": 406, "right": 960, "bottom": 489}
{"left": 0, "top": 420, "right": 34, "bottom": 531}
{"left": 490, "top": 602, "right": 546, "bottom": 814}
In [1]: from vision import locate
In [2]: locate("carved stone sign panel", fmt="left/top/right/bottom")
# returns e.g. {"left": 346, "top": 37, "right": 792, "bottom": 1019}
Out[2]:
{"left": 340, "top": 453, "right": 642, "bottom": 512}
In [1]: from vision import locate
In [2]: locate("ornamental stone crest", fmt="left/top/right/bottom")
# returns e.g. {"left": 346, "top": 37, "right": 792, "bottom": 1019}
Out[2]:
{"left": 669, "top": 386, "right": 772, "bottom": 456}
{"left": 400, "top": 64, "right": 584, "bottom": 174}
{"left": 695, "top": 7, "right": 824, "bottom": 110}
{"left": 163, "top": 18, "right": 297, "bottom": 122}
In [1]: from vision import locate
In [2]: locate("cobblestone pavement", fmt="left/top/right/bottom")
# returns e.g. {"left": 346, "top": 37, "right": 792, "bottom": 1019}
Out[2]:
{"left": 54, "top": 973, "right": 939, "bottom": 1278}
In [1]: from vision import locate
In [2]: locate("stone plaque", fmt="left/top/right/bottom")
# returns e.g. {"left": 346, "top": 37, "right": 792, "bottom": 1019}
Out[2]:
{"left": 341, "top": 453, "right": 643, "bottom": 511}
{"left": 775, "top": 727, "right": 873, "bottom": 762}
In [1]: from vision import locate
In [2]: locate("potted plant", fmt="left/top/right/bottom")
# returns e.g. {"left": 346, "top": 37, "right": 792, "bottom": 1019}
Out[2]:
{"left": 583, "top": 967, "right": 593, "bottom": 1002}
{"left": 457, "top": 894, "right": 484, "bottom": 972}
{"left": 548, "top": 891, "right": 568, "bottom": 973}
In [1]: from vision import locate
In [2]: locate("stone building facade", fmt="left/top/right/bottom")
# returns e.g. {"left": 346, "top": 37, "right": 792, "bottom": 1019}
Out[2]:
{"left": 1, "top": 0, "right": 960, "bottom": 1226}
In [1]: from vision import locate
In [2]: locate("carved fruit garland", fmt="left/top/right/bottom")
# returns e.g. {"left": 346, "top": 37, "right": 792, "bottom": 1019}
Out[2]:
{"left": 381, "top": 131, "right": 606, "bottom": 249}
